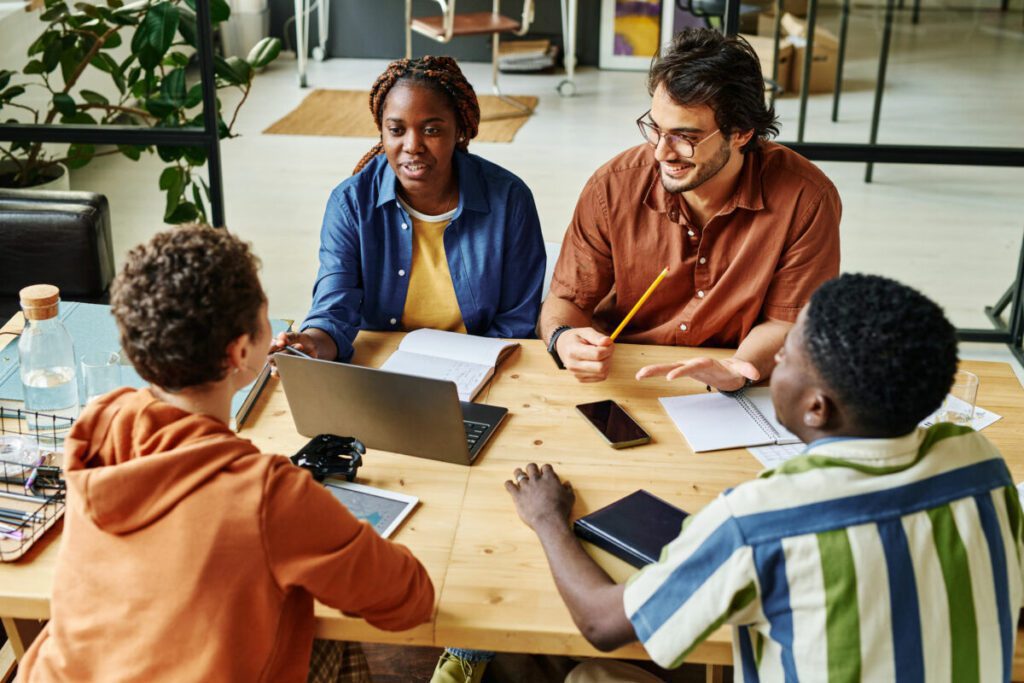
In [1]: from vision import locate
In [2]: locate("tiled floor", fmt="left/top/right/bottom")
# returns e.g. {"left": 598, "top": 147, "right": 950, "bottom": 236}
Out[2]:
{"left": 67, "top": 3, "right": 1024, "bottom": 378}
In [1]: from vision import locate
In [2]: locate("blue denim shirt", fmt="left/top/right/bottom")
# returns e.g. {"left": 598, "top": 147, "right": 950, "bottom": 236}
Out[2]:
{"left": 302, "top": 151, "right": 546, "bottom": 362}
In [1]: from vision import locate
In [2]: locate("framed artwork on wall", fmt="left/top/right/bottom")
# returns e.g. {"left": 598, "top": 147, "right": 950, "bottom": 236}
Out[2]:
{"left": 598, "top": 0, "right": 698, "bottom": 70}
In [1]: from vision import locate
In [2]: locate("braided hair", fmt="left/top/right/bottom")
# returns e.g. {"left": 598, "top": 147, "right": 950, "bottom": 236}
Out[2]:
{"left": 353, "top": 56, "right": 481, "bottom": 174}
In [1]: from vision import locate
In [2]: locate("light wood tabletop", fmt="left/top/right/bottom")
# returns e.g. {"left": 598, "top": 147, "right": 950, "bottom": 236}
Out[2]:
{"left": 2, "top": 321, "right": 1024, "bottom": 677}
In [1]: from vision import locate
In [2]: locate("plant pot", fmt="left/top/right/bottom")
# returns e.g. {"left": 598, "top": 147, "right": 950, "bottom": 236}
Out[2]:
{"left": 0, "top": 161, "right": 70, "bottom": 192}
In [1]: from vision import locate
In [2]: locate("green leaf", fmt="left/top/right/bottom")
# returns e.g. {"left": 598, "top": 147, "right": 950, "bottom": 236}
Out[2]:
{"left": 156, "top": 145, "right": 184, "bottom": 163}
{"left": 214, "top": 56, "right": 250, "bottom": 85}
{"left": 101, "top": 30, "right": 122, "bottom": 50}
{"left": 42, "top": 38, "right": 63, "bottom": 73}
{"left": 191, "top": 182, "right": 207, "bottom": 221}
{"left": 165, "top": 201, "right": 199, "bottom": 224}
{"left": 60, "top": 111, "right": 97, "bottom": 124}
{"left": 0, "top": 71, "right": 10, "bottom": 91}
{"left": 74, "top": 3, "right": 101, "bottom": 19}
{"left": 144, "top": 2, "right": 179, "bottom": 55}
{"left": 90, "top": 51, "right": 118, "bottom": 73}
{"left": 144, "top": 96, "right": 176, "bottom": 119}
{"left": 23, "top": 60, "right": 45, "bottom": 75}
{"left": 209, "top": 0, "right": 230, "bottom": 23}
{"left": 163, "top": 52, "right": 191, "bottom": 68}
{"left": 59, "top": 47, "right": 86, "bottom": 84}
{"left": 158, "top": 165, "right": 183, "bottom": 191}
{"left": 0, "top": 86, "right": 26, "bottom": 101}
{"left": 52, "top": 93, "right": 76, "bottom": 118}
{"left": 177, "top": 9, "right": 196, "bottom": 46}
{"left": 126, "top": 66, "right": 142, "bottom": 88}
{"left": 184, "top": 82, "right": 203, "bottom": 108}
{"left": 28, "top": 32, "right": 57, "bottom": 57}
{"left": 65, "top": 143, "right": 95, "bottom": 170}
{"left": 247, "top": 37, "right": 281, "bottom": 69}
{"left": 106, "top": 0, "right": 123, "bottom": 8}
{"left": 118, "top": 144, "right": 144, "bottom": 161}
{"left": 183, "top": 145, "right": 206, "bottom": 165}
{"left": 40, "top": 4, "right": 68, "bottom": 21}
{"left": 160, "top": 67, "right": 187, "bottom": 106}
{"left": 79, "top": 89, "right": 108, "bottom": 106}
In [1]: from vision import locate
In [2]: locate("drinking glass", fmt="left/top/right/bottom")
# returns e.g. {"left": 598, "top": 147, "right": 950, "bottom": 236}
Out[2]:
{"left": 81, "top": 351, "right": 122, "bottom": 404}
{"left": 936, "top": 370, "right": 979, "bottom": 426}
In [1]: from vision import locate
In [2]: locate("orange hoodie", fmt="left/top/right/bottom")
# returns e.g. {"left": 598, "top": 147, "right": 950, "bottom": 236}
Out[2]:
{"left": 17, "top": 388, "right": 434, "bottom": 682}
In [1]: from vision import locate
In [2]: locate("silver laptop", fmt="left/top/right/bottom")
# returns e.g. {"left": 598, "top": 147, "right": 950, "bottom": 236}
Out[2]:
{"left": 274, "top": 353, "right": 508, "bottom": 465}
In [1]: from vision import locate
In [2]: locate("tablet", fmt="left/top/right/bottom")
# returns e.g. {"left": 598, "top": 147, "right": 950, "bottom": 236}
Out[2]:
{"left": 324, "top": 480, "right": 419, "bottom": 538}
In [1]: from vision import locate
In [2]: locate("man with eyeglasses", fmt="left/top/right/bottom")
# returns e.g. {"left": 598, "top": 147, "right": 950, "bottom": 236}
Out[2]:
{"left": 540, "top": 28, "right": 841, "bottom": 391}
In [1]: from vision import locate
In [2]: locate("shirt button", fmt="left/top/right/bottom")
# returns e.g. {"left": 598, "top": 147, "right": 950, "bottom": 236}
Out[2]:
{"left": 669, "top": 210, "right": 679, "bottom": 222}
{"left": 688, "top": 230, "right": 695, "bottom": 237}
{"left": 679, "top": 323, "right": 687, "bottom": 331}
{"left": 398, "top": 269, "right": 406, "bottom": 277}
{"left": 401, "top": 223, "right": 409, "bottom": 230}
{"left": 389, "top": 318, "right": 397, "bottom": 325}
{"left": 699, "top": 257, "right": 706, "bottom": 265}
{"left": 697, "top": 290, "right": 705, "bottom": 299}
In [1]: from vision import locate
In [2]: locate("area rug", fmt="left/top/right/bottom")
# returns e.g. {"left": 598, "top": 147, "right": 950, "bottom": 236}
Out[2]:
{"left": 263, "top": 89, "right": 537, "bottom": 143}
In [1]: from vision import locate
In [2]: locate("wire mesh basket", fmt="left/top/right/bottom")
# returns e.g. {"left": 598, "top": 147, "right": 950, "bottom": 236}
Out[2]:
{"left": 0, "top": 408, "right": 69, "bottom": 562}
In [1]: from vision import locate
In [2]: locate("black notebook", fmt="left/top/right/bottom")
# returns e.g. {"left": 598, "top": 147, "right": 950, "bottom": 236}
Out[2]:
{"left": 573, "top": 490, "right": 689, "bottom": 568}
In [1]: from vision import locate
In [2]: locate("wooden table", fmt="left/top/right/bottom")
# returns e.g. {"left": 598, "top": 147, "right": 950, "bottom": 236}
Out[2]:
{"left": 3, "top": 323, "right": 1024, "bottom": 678}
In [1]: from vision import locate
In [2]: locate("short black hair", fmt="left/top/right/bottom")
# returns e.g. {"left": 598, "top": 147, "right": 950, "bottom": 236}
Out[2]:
{"left": 648, "top": 28, "right": 778, "bottom": 153}
{"left": 803, "top": 273, "right": 958, "bottom": 436}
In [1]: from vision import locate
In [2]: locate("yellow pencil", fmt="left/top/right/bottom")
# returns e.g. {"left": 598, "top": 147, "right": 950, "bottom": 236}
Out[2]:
{"left": 609, "top": 267, "right": 669, "bottom": 341}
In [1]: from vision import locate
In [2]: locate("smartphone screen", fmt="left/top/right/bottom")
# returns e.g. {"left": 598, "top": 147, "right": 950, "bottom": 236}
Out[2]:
{"left": 576, "top": 400, "right": 651, "bottom": 448}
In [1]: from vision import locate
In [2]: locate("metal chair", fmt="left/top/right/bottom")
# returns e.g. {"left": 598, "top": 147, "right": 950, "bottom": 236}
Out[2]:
{"left": 405, "top": 0, "right": 536, "bottom": 112}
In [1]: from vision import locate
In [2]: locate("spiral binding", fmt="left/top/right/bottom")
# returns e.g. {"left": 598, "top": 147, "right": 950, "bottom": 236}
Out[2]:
{"left": 734, "top": 392, "right": 780, "bottom": 441}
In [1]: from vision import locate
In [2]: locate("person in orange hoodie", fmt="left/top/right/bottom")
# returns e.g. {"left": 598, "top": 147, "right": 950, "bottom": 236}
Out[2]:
{"left": 17, "top": 224, "right": 435, "bottom": 682}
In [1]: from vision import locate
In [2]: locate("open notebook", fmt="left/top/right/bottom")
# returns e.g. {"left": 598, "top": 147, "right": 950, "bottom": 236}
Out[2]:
{"left": 379, "top": 329, "right": 518, "bottom": 401}
{"left": 659, "top": 387, "right": 800, "bottom": 452}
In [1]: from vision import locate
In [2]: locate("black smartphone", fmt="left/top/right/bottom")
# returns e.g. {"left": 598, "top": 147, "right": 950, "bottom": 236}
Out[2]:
{"left": 575, "top": 400, "right": 651, "bottom": 449}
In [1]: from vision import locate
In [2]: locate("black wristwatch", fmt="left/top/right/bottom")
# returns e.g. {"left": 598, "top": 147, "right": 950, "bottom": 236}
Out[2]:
{"left": 547, "top": 325, "right": 573, "bottom": 369}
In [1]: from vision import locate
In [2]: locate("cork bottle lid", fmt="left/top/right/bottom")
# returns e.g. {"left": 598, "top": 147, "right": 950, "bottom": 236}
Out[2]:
{"left": 19, "top": 284, "right": 61, "bottom": 321}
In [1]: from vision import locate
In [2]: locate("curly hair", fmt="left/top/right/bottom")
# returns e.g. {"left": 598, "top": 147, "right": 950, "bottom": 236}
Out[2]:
{"left": 352, "top": 56, "right": 481, "bottom": 174}
{"left": 110, "top": 224, "right": 265, "bottom": 391}
{"left": 803, "top": 273, "right": 958, "bottom": 436}
{"left": 648, "top": 28, "right": 779, "bottom": 153}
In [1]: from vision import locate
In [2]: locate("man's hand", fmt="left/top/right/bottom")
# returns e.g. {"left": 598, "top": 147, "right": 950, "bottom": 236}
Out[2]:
{"left": 555, "top": 328, "right": 614, "bottom": 383}
{"left": 268, "top": 331, "right": 320, "bottom": 373}
{"left": 505, "top": 463, "right": 575, "bottom": 533}
{"left": 635, "top": 356, "right": 760, "bottom": 392}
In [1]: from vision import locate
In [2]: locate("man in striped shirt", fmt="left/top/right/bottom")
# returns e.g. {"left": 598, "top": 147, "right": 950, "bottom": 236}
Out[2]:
{"left": 506, "top": 273, "right": 1024, "bottom": 681}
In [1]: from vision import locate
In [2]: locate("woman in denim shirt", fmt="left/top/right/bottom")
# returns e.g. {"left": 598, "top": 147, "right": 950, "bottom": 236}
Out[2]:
{"left": 274, "top": 56, "right": 545, "bottom": 362}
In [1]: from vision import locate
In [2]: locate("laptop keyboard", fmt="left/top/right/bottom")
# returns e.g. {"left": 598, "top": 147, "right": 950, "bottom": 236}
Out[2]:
{"left": 464, "top": 420, "right": 491, "bottom": 451}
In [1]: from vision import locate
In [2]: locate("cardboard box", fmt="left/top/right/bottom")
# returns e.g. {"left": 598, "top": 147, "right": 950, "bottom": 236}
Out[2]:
{"left": 741, "top": 34, "right": 794, "bottom": 98}
{"left": 758, "top": 11, "right": 780, "bottom": 37}
{"left": 780, "top": 13, "right": 838, "bottom": 94}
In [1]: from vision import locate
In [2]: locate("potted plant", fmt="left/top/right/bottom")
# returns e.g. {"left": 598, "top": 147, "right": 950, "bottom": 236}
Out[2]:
{"left": 0, "top": 0, "right": 280, "bottom": 223}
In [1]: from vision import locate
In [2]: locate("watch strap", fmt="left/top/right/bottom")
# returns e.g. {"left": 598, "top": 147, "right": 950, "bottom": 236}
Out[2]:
{"left": 547, "top": 325, "right": 573, "bottom": 370}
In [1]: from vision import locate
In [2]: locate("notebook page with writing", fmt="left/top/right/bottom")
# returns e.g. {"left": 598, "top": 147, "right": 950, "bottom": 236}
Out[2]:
{"left": 379, "top": 351, "right": 489, "bottom": 401}
{"left": 659, "top": 388, "right": 784, "bottom": 452}
{"left": 396, "top": 329, "right": 517, "bottom": 366}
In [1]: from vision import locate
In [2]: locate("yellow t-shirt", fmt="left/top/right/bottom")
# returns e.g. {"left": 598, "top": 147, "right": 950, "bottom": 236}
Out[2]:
{"left": 400, "top": 199, "right": 467, "bottom": 333}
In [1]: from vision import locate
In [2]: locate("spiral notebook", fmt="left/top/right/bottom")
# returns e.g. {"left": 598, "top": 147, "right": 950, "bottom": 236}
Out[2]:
{"left": 659, "top": 387, "right": 800, "bottom": 452}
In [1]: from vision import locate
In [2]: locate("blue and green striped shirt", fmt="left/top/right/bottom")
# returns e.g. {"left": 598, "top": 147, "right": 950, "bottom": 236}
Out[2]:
{"left": 623, "top": 424, "right": 1024, "bottom": 681}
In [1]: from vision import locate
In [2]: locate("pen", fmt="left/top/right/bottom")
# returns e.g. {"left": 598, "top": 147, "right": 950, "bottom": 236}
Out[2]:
{"left": 609, "top": 267, "right": 670, "bottom": 342}
{"left": 24, "top": 453, "right": 44, "bottom": 492}
{"left": 278, "top": 344, "right": 314, "bottom": 360}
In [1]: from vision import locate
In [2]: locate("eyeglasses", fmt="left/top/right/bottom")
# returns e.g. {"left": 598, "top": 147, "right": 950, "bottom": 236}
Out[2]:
{"left": 636, "top": 111, "right": 721, "bottom": 158}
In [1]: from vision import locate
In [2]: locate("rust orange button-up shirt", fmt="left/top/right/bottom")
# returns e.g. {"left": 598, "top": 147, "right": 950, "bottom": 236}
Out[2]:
{"left": 549, "top": 142, "right": 841, "bottom": 348}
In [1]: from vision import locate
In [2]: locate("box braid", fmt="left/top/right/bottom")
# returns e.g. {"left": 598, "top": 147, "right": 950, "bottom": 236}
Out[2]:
{"left": 353, "top": 56, "right": 481, "bottom": 174}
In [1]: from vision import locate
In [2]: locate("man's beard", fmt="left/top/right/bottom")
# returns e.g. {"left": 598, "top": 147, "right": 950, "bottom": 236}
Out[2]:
{"left": 660, "top": 138, "right": 731, "bottom": 194}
